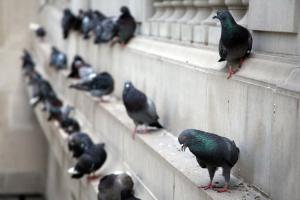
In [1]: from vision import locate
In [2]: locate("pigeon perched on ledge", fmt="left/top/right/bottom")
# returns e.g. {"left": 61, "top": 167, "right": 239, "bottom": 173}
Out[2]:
{"left": 68, "top": 143, "right": 107, "bottom": 182}
{"left": 60, "top": 117, "right": 80, "bottom": 134}
{"left": 35, "top": 27, "right": 46, "bottom": 39}
{"left": 69, "top": 72, "right": 114, "bottom": 101}
{"left": 61, "top": 9, "right": 76, "bottom": 39}
{"left": 68, "top": 132, "right": 94, "bottom": 158}
{"left": 50, "top": 46, "right": 67, "bottom": 70}
{"left": 178, "top": 129, "right": 239, "bottom": 193}
{"left": 117, "top": 6, "right": 136, "bottom": 49}
{"left": 122, "top": 80, "right": 163, "bottom": 138}
{"left": 213, "top": 9, "right": 252, "bottom": 79}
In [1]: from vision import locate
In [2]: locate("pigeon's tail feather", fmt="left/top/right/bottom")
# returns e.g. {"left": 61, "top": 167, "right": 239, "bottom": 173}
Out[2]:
{"left": 218, "top": 58, "right": 226, "bottom": 62}
{"left": 149, "top": 121, "right": 163, "bottom": 129}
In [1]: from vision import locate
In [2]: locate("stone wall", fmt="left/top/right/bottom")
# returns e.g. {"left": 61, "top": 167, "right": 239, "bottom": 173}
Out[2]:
{"left": 32, "top": 0, "right": 300, "bottom": 200}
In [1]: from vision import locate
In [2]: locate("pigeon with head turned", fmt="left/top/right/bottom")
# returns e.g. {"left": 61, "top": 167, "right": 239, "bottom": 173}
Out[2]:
{"left": 178, "top": 129, "right": 239, "bottom": 193}
{"left": 117, "top": 6, "right": 136, "bottom": 49}
{"left": 213, "top": 9, "right": 252, "bottom": 79}
{"left": 68, "top": 143, "right": 107, "bottom": 182}
{"left": 68, "top": 132, "right": 94, "bottom": 158}
{"left": 70, "top": 72, "right": 114, "bottom": 101}
{"left": 122, "top": 80, "right": 163, "bottom": 138}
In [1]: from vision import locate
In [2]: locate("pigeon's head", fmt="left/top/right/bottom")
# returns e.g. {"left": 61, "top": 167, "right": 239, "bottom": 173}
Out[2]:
{"left": 64, "top": 9, "right": 72, "bottom": 15}
{"left": 212, "top": 9, "right": 233, "bottom": 21}
{"left": 74, "top": 55, "right": 82, "bottom": 61}
{"left": 123, "top": 80, "right": 134, "bottom": 91}
{"left": 120, "top": 6, "right": 130, "bottom": 14}
{"left": 178, "top": 129, "right": 197, "bottom": 152}
{"left": 74, "top": 60, "right": 84, "bottom": 68}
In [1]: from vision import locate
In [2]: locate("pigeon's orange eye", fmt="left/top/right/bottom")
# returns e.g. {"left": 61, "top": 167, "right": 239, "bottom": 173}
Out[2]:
{"left": 219, "top": 12, "right": 222, "bottom": 14}
{"left": 182, "top": 136, "right": 186, "bottom": 140}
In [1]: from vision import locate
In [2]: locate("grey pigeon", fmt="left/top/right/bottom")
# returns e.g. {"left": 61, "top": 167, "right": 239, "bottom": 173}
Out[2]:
{"left": 95, "top": 17, "right": 119, "bottom": 44}
{"left": 70, "top": 72, "right": 114, "bottom": 101}
{"left": 68, "top": 132, "right": 94, "bottom": 158}
{"left": 81, "top": 9, "right": 93, "bottom": 39}
{"left": 213, "top": 9, "right": 252, "bottom": 79}
{"left": 50, "top": 46, "right": 67, "bottom": 70}
{"left": 98, "top": 172, "right": 137, "bottom": 200}
{"left": 122, "top": 80, "right": 163, "bottom": 138}
{"left": 68, "top": 143, "right": 107, "bottom": 182}
{"left": 73, "top": 60, "right": 95, "bottom": 79}
{"left": 117, "top": 6, "right": 136, "bottom": 49}
{"left": 47, "top": 105, "right": 74, "bottom": 122}
{"left": 178, "top": 129, "right": 240, "bottom": 193}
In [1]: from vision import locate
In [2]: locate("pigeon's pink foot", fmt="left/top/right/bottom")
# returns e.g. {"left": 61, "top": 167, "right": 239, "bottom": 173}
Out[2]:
{"left": 98, "top": 98, "right": 103, "bottom": 103}
{"left": 132, "top": 127, "right": 138, "bottom": 139}
{"left": 217, "top": 184, "right": 230, "bottom": 193}
{"left": 56, "top": 126, "right": 60, "bottom": 131}
{"left": 239, "top": 57, "right": 247, "bottom": 68}
{"left": 227, "top": 66, "right": 239, "bottom": 79}
{"left": 141, "top": 127, "right": 149, "bottom": 134}
{"left": 121, "top": 43, "right": 125, "bottom": 49}
{"left": 87, "top": 175, "right": 100, "bottom": 183}
{"left": 200, "top": 181, "right": 213, "bottom": 190}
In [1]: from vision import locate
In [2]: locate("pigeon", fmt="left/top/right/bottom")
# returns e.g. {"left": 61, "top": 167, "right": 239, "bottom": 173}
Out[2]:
{"left": 70, "top": 59, "right": 94, "bottom": 79}
{"left": 47, "top": 105, "right": 74, "bottom": 122}
{"left": 98, "top": 172, "right": 137, "bottom": 200}
{"left": 69, "top": 72, "right": 114, "bottom": 101}
{"left": 49, "top": 46, "right": 67, "bottom": 69}
{"left": 21, "top": 49, "right": 35, "bottom": 76}
{"left": 68, "top": 132, "right": 94, "bottom": 158}
{"left": 81, "top": 9, "right": 93, "bottom": 39}
{"left": 117, "top": 6, "right": 136, "bottom": 49}
{"left": 30, "top": 78, "right": 63, "bottom": 110}
{"left": 99, "top": 17, "right": 119, "bottom": 43}
{"left": 28, "top": 70, "right": 42, "bottom": 85}
{"left": 73, "top": 10, "right": 84, "bottom": 32}
{"left": 68, "top": 143, "right": 107, "bottom": 182}
{"left": 122, "top": 80, "right": 163, "bottom": 138}
{"left": 35, "top": 27, "right": 46, "bottom": 38}
{"left": 213, "top": 9, "right": 252, "bottom": 79}
{"left": 178, "top": 129, "right": 240, "bottom": 193}
{"left": 60, "top": 117, "right": 81, "bottom": 134}
{"left": 68, "top": 55, "right": 83, "bottom": 78}
{"left": 61, "top": 8, "right": 76, "bottom": 39}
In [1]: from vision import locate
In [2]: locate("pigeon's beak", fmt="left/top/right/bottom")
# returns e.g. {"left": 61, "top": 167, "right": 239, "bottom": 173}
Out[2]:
{"left": 181, "top": 143, "right": 187, "bottom": 152}
{"left": 213, "top": 14, "right": 217, "bottom": 19}
{"left": 125, "top": 84, "right": 130, "bottom": 88}
{"left": 68, "top": 167, "right": 79, "bottom": 174}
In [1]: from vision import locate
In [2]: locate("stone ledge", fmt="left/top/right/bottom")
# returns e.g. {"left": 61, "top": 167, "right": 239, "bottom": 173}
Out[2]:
{"left": 27, "top": 37, "right": 267, "bottom": 200}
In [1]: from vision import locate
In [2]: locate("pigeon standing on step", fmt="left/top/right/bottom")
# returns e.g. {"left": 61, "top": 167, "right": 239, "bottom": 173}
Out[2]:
{"left": 99, "top": 17, "right": 119, "bottom": 43}
{"left": 98, "top": 172, "right": 139, "bottom": 200}
{"left": 61, "top": 9, "right": 76, "bottom": 39}
{"left": 178, "top": 129, "right": 240, "bottom": 193}
{"left": 60, "top": 117, "right": 81, "bottom": 134}
{"left": 69, "top": 72, "right": 114, "bottom": 101}
{"left": 68, "top": 143, "right": 107, "bottom": 182}
{"left": 68, "top": 132, "right": 94, "bottom": 158}
{"left": 73, "top": 10, "right": 84, "bottom": 32}
{"left": 117, "top": 6, "right": 136, "bottom": 49}
{"left": 71, "top": 60, "right": 94, "bottom": 79}
{"left": 122, "top": 80, "right": 163, "bottom": 138}
{"left": 81, "top": 9, "right": 93, "bottom": 39}
{"left": 50, "top": 47, "right": 67, "bottom": 70}
{"left": 35, "top": 27, "right": 46, "bottom": 39}
{"left": 47, "top": 105, "right": 74, "bottom": 122}
{"left": 213, "top": 9, "right": 252, "bottom": 79}
{"left": 21, "top": 49, "right": 35, "bottom": 76}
